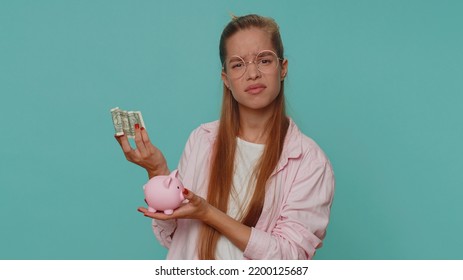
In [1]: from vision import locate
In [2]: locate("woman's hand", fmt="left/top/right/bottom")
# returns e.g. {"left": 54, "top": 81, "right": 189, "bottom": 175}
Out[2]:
{"left": 114, "top": 124, "right": 169, "bottom": 178}
{"left": 137, "top": 188, "right": 210, "bottom": 221}
{"left": 138, "top": 188, "right": 252, "bottom": 251}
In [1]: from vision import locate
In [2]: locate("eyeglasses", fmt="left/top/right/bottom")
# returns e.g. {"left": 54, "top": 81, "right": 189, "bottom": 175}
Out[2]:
{"left": 223, "top": 50, "right": 283, "bottom": 79}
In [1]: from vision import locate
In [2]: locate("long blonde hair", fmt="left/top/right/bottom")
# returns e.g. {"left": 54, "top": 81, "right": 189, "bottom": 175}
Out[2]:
{"left": 198, "top": 14, "right": 289, "bottom": 259}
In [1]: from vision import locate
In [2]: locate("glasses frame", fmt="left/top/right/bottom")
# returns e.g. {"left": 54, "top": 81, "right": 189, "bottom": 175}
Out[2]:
{"left": 222, "top": 49, "right": 284, "bottom": 79}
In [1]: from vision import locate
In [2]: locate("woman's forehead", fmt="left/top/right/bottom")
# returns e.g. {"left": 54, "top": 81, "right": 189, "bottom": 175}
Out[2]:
{"left": 225, "top": 28, "right": 274, "bottom": 57}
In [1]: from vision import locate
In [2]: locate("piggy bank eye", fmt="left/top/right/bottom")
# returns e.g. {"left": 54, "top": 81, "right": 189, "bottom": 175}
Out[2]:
{"left": 177, "top": 186, "right": 180, "bottom": 189}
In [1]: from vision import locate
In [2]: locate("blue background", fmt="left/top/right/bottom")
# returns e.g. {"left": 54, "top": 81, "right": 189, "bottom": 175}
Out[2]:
{"left": 1, "top": 0, "right": 462, "bottom": 259}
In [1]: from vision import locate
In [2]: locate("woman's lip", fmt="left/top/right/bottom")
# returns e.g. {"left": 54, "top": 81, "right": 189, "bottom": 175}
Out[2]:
{"left": 245, "top": 84, "right": 266, "bottom": 94}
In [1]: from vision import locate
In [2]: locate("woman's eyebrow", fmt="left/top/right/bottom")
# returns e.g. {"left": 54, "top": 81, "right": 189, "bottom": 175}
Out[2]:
{"left": 229, "top": 51, "right": 259, "bottom": 60}
{"left": 228, "top": 56, "right": 245, "bottom": 61}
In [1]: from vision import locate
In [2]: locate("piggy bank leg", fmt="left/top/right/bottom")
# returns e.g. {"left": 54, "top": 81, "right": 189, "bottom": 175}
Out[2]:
{"left": 164, "top": 209, "right": 174, "bottom": 215}
{"left": 148, "top": 207, "right": 157, "bottom": 213}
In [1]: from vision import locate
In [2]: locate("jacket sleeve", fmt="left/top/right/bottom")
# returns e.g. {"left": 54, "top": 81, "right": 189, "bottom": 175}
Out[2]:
{"left": 150, "top": 126, "right": 201, "bottom": 248}
{"left": 151, "top": 219, "right": 177, "bottom": 248}
{"left": 243, "top": 151, "right": 335, "bottom": 259}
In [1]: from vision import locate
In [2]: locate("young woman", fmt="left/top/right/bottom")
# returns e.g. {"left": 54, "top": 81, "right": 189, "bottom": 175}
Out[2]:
{"left": 115, "top": 14, "right": 335, "bottom": 260}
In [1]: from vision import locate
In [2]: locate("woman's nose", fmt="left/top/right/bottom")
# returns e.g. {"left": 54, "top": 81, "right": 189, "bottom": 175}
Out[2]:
{"left": 246, "top": 62, "right": 261, "bottom": 80}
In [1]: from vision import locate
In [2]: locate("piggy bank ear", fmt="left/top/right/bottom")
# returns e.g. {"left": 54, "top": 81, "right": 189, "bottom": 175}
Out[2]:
{"left": 171, "top": 169, "right": 179, "bottom": 179}
{"left": 163, "top": 176, "right": 172, "bottom": 188}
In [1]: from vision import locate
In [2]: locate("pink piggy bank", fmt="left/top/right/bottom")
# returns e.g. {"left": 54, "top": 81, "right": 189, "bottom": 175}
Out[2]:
{"left": 143, "top": 170, "right": 185, "bottom": 215}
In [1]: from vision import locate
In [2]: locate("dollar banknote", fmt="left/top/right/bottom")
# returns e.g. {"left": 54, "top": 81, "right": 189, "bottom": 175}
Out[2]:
{"left": 110, "top": 107, "right": 145, "bottom": 138}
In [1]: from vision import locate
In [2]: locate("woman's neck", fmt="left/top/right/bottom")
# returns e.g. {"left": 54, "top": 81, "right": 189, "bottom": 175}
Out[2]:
{"left": 238, "top": 107, "right": 273, "bottom": 144}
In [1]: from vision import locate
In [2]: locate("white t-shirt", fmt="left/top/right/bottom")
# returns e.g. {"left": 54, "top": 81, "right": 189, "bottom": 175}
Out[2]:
{"left": 215, "top": 137, "right": 264, "bottom": 259}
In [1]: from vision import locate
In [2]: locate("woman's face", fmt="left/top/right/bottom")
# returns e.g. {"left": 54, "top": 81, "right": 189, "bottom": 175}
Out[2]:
{"left": 221, "top": 27, "right": 288, "bottom": 115}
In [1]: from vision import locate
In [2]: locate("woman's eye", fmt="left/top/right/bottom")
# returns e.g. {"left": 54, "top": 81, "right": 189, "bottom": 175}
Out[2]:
{"left": 231, "top": 63, "right": 243, "bottom": 69}
{"left": 259, "top": 57, "right": 273, "bottom": 65}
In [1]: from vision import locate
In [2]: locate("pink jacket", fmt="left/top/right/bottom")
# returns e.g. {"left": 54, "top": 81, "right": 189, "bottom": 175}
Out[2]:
{"left": 152, "top": 119, "right": 335, "bottom": 259}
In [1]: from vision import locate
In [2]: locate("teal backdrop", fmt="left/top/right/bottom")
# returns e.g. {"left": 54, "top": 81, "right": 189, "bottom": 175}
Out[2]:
{"left": 1, "top": 0, "right": 462, "bottom": 259}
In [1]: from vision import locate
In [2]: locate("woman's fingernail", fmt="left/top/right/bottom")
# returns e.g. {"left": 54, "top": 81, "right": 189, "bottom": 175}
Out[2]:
{"left": 183, "top": 189, "right": 189, "bottom": 195}
{"left": 141, "top": 127, "right": 145, "bottom": 131}
{"left": 135, "top": 123, "right": 140, "bottom": 129}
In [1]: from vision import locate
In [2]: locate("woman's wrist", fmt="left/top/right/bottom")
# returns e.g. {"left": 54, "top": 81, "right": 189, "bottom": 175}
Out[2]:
{"left": 146, "top": 164, "right": 170, "bottom": 178}
{"left": 201, "top": 203, "right": 215, "bottom": 224}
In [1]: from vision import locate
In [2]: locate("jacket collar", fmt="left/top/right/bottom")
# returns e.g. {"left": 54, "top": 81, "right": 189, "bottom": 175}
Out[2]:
{"left": 200, "top": 118, "right": 303, "bottom": 176}
{"left": 272, "top": 118, "right": 303, "bottom": 176}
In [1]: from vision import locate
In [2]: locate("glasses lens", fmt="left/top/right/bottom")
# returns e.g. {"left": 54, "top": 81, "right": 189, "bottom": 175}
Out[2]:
{"left": 256, "top": 51, "right": 279, "bottom": 73}
{"left": 226, "top": 56, "right": 246, "bottom": 79}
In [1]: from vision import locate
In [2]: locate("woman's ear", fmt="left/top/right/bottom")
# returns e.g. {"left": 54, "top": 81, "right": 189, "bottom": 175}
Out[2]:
{"left": 280, "top": 59, "right": 288, "bottom": 81}
{"left": 221, "top": 71, "right": 230, "bottom": 89}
